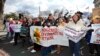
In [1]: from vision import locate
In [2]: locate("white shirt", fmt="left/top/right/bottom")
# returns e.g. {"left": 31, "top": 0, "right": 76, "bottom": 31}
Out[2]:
{"left": 66, "top": 19, "right": 86, "bottom": 31}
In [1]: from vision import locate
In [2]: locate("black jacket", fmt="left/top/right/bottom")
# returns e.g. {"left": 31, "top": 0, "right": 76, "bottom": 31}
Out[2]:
{"left": 43, "top": 19, "right": 55, "bottom": 26}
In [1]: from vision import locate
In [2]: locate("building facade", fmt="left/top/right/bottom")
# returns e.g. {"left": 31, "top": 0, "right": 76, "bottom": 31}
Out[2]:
{"left": 93, "top": 0, "right": 100, "bottom": 8}
{"left": 92, "top": 0, "right": 100, "bottom": 17}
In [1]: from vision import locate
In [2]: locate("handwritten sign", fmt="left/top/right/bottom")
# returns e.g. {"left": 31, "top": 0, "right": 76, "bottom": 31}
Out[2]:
{"left": 30, "top": 26, "right": 69, "bottom": 47}
{"left": 64, "top": 27, "right": 87, "bottom": 43}
{"left": 90, "top": 24, "right": 100, "bottom": 44}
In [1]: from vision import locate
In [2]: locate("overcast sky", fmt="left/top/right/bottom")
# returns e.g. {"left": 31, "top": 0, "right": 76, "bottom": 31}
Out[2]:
{"left": 4, "top": 0, "right": 94, "bottom": 16}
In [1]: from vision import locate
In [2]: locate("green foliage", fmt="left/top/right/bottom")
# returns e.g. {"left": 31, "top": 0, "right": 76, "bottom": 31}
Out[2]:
{"left": 4, "top": 13, "right": 18, "bottom": 19}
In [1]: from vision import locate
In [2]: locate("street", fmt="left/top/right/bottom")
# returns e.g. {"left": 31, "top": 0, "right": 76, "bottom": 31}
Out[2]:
{"left": 0, "top": 31, "right": 92, "bottom": 56}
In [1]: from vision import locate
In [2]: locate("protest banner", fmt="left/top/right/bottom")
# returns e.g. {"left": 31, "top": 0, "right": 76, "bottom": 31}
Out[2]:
{"left": 30, "top": 26, "right": 69, "bottom": 47}
{"left": 90, "top": 24, "right": 100, "bottom": 44}
{"left": 10, "top": 24, "right": 22, "bottom": 32}
{"left": 64, "top": 26, "right": 87, "bottom": 43}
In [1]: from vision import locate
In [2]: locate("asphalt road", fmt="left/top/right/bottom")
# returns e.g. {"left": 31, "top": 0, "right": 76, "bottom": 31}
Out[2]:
{"left": 0, "top": 33, "right": 94, "bottom": 56}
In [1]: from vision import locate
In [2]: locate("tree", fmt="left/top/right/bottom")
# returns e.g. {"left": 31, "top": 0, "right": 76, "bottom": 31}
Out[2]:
{"left": 0, "top": 0, "right": 6, "bottom": 20}
{"left": 0, "top": 0, "right": 6, "bottom": 30}
{"left": 4, "top": 13, "right": 18, "bottom": 19}
{"left": 17, "top": 10, "right": 31, "bottom": 18}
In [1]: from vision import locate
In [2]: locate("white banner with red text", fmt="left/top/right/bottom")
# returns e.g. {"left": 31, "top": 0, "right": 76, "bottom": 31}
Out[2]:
{"left": 30, "top": 26, "right": 69, "bottom": 47}
{"left": 30, "top": 26, "right": 87, "bottom": 47}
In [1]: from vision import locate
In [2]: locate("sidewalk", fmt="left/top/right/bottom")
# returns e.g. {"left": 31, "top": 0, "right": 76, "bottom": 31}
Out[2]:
{"left": 0, "top": 31, "right": 7, "bottom": 35}
{"left": 0, "top": 30, "right": 7, "bottom": 39}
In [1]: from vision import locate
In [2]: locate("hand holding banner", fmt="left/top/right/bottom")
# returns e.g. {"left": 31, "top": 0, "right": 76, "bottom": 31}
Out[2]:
{"left": 64, "top": 27, "right": 87, "bottom": 43}
{"left": 30, "top": 26, "right": 69, "bottom": 47}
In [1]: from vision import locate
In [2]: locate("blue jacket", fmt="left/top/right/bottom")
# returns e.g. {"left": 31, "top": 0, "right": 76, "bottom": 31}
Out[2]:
{"left": 85, "top": 30, "right": 92, "bottom": 43}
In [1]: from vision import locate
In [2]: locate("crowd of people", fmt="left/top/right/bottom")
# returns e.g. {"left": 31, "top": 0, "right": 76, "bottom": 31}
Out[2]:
{"left": 3, "top": 11, "right": 100, "bottom": 56}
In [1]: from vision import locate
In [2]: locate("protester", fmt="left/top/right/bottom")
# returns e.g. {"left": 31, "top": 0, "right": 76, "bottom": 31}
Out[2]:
{"left": 43, "top": 14, "right": 55, "bottom": 26}
{"left": 86, "top": 15, "right": 100, "bottom": 56}
{"left": 54, "top": 14, "right": 69, "bottom": 26}
{"left": 64, "top": 13, "right": 70, "bottom": 23}
{"left": 5, "top": 18, "right": 10, "bottom": 39}
{"left": 9, "top": 19, "right": 14, "bottom": 40}
{"left": 31, "top": 17, "right": 43, "bottom": 52}
{"left": 11, "top": 19, "right": 22, "bottom": 45}
{"left": 20, "top": 20, "right": 29, "bottom": 46}
{"left": 3, "top": 17, "right": 7, "bottom": 30}
{"left": 6, "top": 18, "right": 14, "bottom": 40}
{"left": 27, "top": 18, "right": 34, "bottom": 44}
{"left": 19, "top": 17, "right": 24, "bottom": 24}
{"left": 41, "top": 14, "right": 56, "bottom": 56}
{"left": 75, "top": 11, "right": 83, "bottom": 19}
{"left": 22, "top": 17, "right": 28, "bottom": 27}
{"left": 66, "top": 13, "right": 86, "bottom": 56}
{"left": 56, "top": 17, "right": 66, "bottom": 54}
{"left": 41, "top": 17, "right": 45, "bottom": 26}
{"left": 28, "top": 19, "right": 33, "bottom": 26}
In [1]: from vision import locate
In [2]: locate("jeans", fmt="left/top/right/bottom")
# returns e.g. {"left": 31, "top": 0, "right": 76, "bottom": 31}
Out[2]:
{"left": 41, "top": 46, "right": 53, "bottom": 56}
{"left": 6, "top": 32, "right": 14, "bottom": 40}
{"left": 14, "top": 32, "right": 20, "bottom": 45}
{"left": 69, "top": 40, "right": 80, "bottom": 56}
